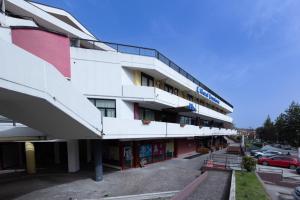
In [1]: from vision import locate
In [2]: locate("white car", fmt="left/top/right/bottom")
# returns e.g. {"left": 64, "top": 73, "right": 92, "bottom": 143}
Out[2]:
{"left": 254, "top": 150, "right": 282, "bottom": 158}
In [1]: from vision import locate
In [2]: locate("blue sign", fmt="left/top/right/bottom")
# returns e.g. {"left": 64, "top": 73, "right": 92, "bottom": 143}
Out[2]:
{"left": 188, "top": 103, "right": 196, "bottom": 112}
{"left": 196, "top": 87, "right": 220, "bottom": 104}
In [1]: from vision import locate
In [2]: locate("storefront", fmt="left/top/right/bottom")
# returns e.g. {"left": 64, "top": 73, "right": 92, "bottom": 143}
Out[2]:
{"left": 107, "top": 139, "right": 176, "bottom": 169}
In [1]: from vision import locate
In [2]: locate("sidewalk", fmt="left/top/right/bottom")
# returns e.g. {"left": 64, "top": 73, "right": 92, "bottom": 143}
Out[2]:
{"left": 0, "top": 151, "right": 214, "bottom": 200}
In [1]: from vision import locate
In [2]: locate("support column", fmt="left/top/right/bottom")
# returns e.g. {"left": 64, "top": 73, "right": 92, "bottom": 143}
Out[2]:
{"left": 54, "top": 143, "right": 60, "bottom": 164}
{"left": 93, "top": 140, "right": 103, "bottom": 181}
{"left": 86, "top": 140, "right": 92, "bottom": 163}
{"left": 25, "top": 142, "right": 36, "bottom": 174}
{"left": 67, "top": 140, "right": 80, "bottom": 173}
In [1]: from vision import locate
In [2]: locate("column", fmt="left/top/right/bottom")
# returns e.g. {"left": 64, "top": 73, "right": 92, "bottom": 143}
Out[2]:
{"left": 94, "top": 140, "right": 103, "bottom": 181}
{"left": 67, "top": 140, "right": 80, "bottom": 173}
{"left": 54, "top": 142, "right": 60, "bottom": 164}
{"left": 86, "top": 140, "right": 92, "bottom": 163}
{"left": 25, "top": 142, "right": 36, "bottom": 174}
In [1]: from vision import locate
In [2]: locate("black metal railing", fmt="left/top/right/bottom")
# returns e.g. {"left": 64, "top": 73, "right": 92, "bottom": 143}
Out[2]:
{"left": 70, "top": 38, "right": 233, "bottom": 109}
{"left": 0, "top": 115, "right": 16, "bottom": 126}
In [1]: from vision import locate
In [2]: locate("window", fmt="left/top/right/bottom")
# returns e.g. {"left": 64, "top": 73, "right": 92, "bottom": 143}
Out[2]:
{"left": 164, "top": 84, "right": 174, "bottom": 94}
{"left": 174, "top": 88, "right": 179, "bottom": 96}
{"left": 141, "top": 73, "right": 154, "bottom": 87}
{"left": 89, "top": 99, "right": 116, "bottom": 117}
{"left": 140, "top": 108, "right": 155, "bottom": 121}
{"left": 187, "top": 94, "right": 193, "bottom": 101}
{"left": 180, "top": 116, "right": 193, "bottom": 125}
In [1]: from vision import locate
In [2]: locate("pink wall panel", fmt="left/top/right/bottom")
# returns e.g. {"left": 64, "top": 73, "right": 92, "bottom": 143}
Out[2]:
{"left": 11, "top": 28, "right": 71, "bottom": 77}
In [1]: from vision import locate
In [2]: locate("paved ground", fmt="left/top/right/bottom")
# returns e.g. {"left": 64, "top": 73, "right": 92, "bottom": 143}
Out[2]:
{"left": 264, "top": 184, "right": 294, "bottom": 200}
{"left": 256, "top": 165, "right": 300, "bottom": 200}
{"left": 0, "top": 150, "right": 229, "bottom": 200}
{"left": 186, "top": 170, "right": 231, "bottom": 200}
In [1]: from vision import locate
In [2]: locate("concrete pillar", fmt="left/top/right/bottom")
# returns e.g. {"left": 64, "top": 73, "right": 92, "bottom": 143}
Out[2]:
{"left": 67, "top": 140, "right": 80, "bottom": 173}
{"left": 25, "top": 142, "right": 36, "bottom": 174}
{"left": 86, "top": 140, "right": 92, "bottom": 163}
{"left": 94, "top": 140, "right": 103, "bottom": 181}
{"left": 54, "top": 143, "right": 60, "bottom": 164}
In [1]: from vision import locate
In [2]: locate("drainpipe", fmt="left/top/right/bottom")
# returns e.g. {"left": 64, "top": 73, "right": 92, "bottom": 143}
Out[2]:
{"left": 1, "top": 0, "right": 5, "bottom": 13}
{"left": 101, "top": 114, "right": 104, "bottom": 135}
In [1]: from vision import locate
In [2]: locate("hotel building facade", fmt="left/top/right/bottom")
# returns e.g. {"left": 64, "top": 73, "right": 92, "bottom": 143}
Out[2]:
{"left": 0, "top": 0, "right": 236, "bottom": 180}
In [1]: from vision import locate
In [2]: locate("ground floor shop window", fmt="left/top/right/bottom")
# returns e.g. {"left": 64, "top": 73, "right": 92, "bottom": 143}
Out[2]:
{"left": 152, "top": 143, "right": 165, "bottom": 162}
{"left": 123, "top": 145, "right": 133, "bottom": 169}
{"left": 166, "top": 141, "right": 174, "bottom": 159}
{"left": 139, "top": 144, "right": 152, "bottom": 164}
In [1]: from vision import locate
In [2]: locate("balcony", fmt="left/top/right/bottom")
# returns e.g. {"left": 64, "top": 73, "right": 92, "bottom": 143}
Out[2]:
{"left": 102, "top": 117, "right": 237, "bottom": 139}
{"left": 70, "top": 38, "right": 233, "bottom": 110}
{"left": 122, "top": 85, "right": 233, "bottom": 123}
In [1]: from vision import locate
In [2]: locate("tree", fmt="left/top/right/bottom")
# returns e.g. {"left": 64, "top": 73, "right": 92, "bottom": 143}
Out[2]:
{"left": 284, "top": 102, "right": 300, "bottom": 146}
{"left": 260, "top": 115, "right": 276, "bottom": 142}
{"left": 275, "top": 113, "right": 288, "bottom": 143}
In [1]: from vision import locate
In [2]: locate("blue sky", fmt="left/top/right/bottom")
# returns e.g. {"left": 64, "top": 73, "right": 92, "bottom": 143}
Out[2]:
{"left": 36, "top": 0, "right": 300, "bottom": 128}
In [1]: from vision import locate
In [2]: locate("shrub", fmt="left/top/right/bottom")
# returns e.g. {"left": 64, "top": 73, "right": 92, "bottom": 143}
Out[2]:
{"left": 242, "top": 156, "right": 256, "bottom": 172}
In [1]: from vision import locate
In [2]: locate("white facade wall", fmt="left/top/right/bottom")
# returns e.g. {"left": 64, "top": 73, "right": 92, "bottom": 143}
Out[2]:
{"left": 0, "top": 38, "right": 102, "bottom": 139}
{"left": 71, "top": 47, "right": 233, "bottom": 124}
{"left": 0, "top": 27, "right": 11, "bottom": 43}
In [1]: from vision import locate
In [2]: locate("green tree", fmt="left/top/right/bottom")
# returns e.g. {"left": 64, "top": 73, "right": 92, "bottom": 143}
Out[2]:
{"left": 275, "top": 113, "right": 288, "bottom": 143}
{"left": 284, "top": 102, "right": 300, "bottom": 146}
{"left": 261, "top": 115, "right": 276, "bottom": 142}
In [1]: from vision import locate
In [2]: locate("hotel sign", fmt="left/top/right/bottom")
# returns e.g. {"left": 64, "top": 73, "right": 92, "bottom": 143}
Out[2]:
{"left": 196, "top": 87, "right": 220, "bottom": 104}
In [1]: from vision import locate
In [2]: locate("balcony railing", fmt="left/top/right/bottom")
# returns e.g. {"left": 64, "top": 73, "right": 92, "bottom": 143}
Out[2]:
{"left": 102, "top": 117, "right": 237, "bottom": 139}
{"left": 70, "top": 38, "right": 233, "bottom": 109}
{"left": 122, "top": 85, "right": 233, "bottom": 123}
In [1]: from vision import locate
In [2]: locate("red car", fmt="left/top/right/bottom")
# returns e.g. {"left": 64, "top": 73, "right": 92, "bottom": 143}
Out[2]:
{"left": 258, "top": 156, "right": 300, "bottom": 169}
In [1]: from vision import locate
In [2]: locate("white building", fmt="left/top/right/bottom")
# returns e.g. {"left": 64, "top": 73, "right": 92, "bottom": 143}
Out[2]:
{"left": 0, "top": 0, "right": 236, "bottom": 181}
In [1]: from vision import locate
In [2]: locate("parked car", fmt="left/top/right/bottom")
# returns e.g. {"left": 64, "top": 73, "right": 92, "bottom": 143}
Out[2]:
{"left": 293, "top": 186, "right": 300, "bottom": 200}
{"left": 296, "top": 167, "right": 300, "bottom": 175}
{"left": 254, "top": 150, "right": 282, "bottom": 158}
{"left": 258, "top": 156, "right": 300, "bottom": 169}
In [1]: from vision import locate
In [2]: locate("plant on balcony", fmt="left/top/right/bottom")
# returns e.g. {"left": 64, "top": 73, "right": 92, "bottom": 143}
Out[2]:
{"left": 180, "top": 123, "right": 186, "bottom": 127}
{"left": 142, "top": 119, "right": 151, "bottom": 125}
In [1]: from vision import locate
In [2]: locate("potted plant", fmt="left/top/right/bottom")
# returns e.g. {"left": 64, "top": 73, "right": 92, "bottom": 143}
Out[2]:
{"left": 142, "top": 119, "right": 151, "bottom": 125}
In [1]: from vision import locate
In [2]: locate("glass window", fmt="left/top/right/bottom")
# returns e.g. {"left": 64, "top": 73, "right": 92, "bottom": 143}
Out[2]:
{"left": 180, "top": 116, "right": 192, "bottom": 125}
{"left": 140, "top": 108, "right": 155, "bottom": 121}
{"left": 141, "top": 76, "right": 148, "bottom": 86}
{"left": 174, "top": 88, "right": 179, "bottom": 96}
{"left": 89, "top": 98, "right": 116, "bottom": 117}
{"left": 164, "top": 84, "right": 174, "bottom": 94}
{"left": 187, "top": 94, "right": 193, "bottom": 101}
{"left": 141, "top": 73, "right": 154, "bottom": 87}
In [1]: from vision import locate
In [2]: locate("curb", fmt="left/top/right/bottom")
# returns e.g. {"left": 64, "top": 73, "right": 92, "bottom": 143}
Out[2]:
{"left": 255, "top": 171, "right": 272, "bottom": 200}
{"left": 229, "top": 170, "right": 236, "bottom": 200}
